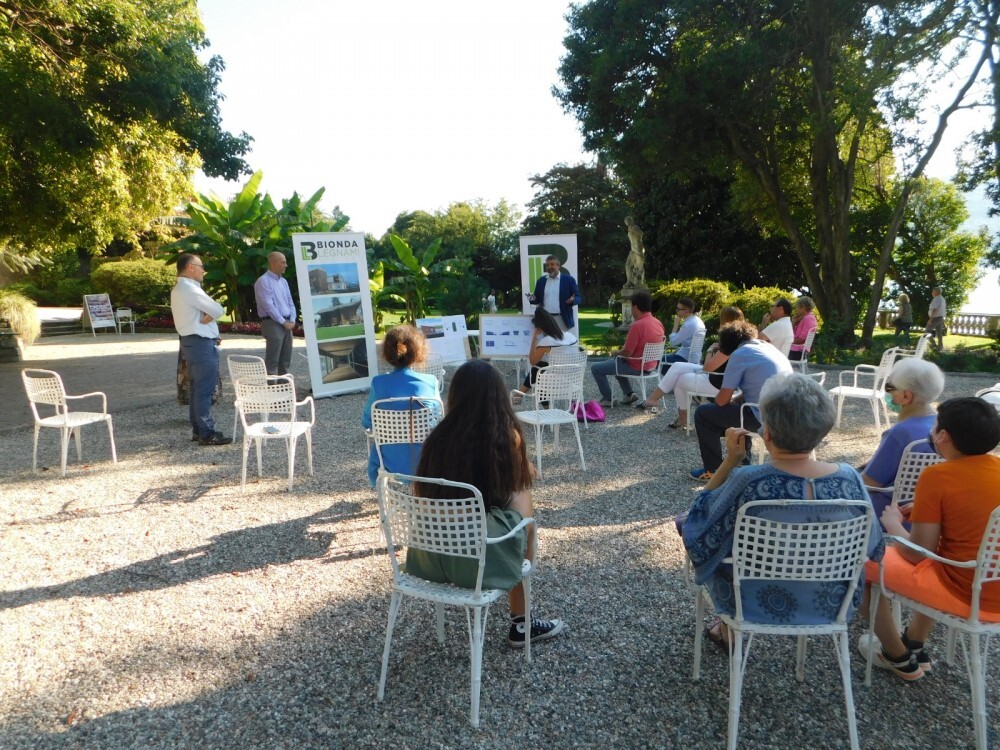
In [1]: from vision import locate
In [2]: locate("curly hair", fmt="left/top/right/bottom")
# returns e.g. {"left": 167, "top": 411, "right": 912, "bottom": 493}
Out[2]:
{"left": 382, "top": 325, "right": 428, "bottom": 369}
{"left": 416, "top": 360, "right": 533, "bottom": 511}
{"left": 718, "top": 320, "right": 758, "bottom": 355}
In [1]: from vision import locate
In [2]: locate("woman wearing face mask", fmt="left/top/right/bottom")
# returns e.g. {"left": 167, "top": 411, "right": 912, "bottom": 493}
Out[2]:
{"left": 860, "top": 358, "right": 945, "bottom": 522}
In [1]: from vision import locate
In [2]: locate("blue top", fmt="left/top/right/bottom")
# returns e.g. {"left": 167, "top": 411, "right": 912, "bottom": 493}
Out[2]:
{"left": 864, "top": 415, "right": 936, "bottom": 522}
{"left": 361, "top": 367, "right": 440, "bottom": 486}
{"left": 721, "top": 339, "right": 794, "bottom": 415}
{"left": 669, "top": 315, "right": 706, "bottom": 361}
{"left": 531, "top": 272, "right": 580, "bottom": 329}
{"left": 682, "top": 463, "right": 884, "bottom": 624}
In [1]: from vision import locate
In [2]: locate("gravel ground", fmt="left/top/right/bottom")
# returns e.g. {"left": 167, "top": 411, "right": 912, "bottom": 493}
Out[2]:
{"left": 1, "top": 336, "right": 997, "bottom": 749}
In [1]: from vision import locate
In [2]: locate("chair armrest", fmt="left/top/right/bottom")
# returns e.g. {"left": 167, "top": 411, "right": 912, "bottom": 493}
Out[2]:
{"left": 486, "top": 516, "right": 536, "bottom": 544}
{"left": 837, "top": 369, "right": 859, "bottom": 387}
{"left": 296, "top": 396, "right": 316, "bottom": 425}
{"left": 867, "top": 484, "right": 893, "bottom": 495}
{"left": 886, "top": 535, "right": 978, "bottom": 568}
{"left": 613, "top": 355, "right": 628, "bottom": 376}
{"left": 65, "top": 391, "right": 108, "bottom": 413}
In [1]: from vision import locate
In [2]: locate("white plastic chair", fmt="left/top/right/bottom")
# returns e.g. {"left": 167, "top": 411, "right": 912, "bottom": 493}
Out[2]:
{"left": 866, "top": 439, "right": 942, "bottom": 507}
{"left": 514, "top": 364, "right": 586, "bottom": 476}
{"left": 692, "top": 499, "right": 875, "bottom": 750}
{"left": 234, "top": 375, "right": 314, "bottom": 491}
{"left": 865, "top": 506, "right": 1000, "bottom": 750}
{"left": 227, "top": 354, "right": 268, "bottom": 437}
{"left": 115, "top": 307, "right": 135, "bottom": 334}
{"left": 412, "top": 352, "right": 446, "bottom": 391}
{"left": 21, "top": 369, "right": 118, "bottom": 477}
{"left": 829, "top": 347, "right": 901, "bottom": 431}
{"left": 369, "top": 396, "right": 444, "bottom": 478}
{"left": 794, "top": 328, "right": 817, "bottom": 372}
{"left": 975, "top": 385, "right": 1000, "bottom": 413}
{"left": 896, "top": 332, "right": 932, "bottom": 361}
{"left": 547, "top": 347, "right": 589, "bottom": 428}
{"left": 375, "top": 473, "right": 537, "bottom": 727}
{"left": 613, "top": 338, "right": 665, "bottom": 406}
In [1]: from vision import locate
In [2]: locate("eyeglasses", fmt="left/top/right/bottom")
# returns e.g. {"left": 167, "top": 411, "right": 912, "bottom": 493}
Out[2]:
{"left": 189, "top": 263, "right": 204, "bottom": 269}
{"left": 884, "top": 383, "right": 897, "bottom": 393}
{"left": 676, "top": 307, "right": 689, "bottom": 312}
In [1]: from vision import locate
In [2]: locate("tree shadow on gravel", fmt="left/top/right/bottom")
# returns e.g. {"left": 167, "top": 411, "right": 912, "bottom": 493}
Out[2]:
{"left": 0, "top": 505, "right": 348, "bottom": 611}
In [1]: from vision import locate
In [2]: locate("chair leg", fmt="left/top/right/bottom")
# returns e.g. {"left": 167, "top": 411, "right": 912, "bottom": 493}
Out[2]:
{"left": 522, "top": 574, "right": 532, "bottom": 664}
{"left": 32, "top": 426, "right": 40, "bottom": 473}
{"left": 870, "top": 396, "right": 881, "bottom": 432}
{"left": 256, "top": 437, "right": 263, "bottom": 477}
{"left": 60, "top": 427, "right": 70, "bottom": 478}
{"left": 534, "top": 423, "right": 543, "bottom": 476}
{"left": 727, "top": 628, "right": 747, "bottom": 750}
{"left": 692, "top": 591, "right": 705, "bottom": 680}
{"left": 377, "top": 592, "right": 402, "bottom": 701}
{"left": 865, "top": 587, "right": 881, "bottom": 686}
{"left": 572, "top": 421, "right": 586, "bottom": 471}
{"left": 968, "top": 634, "right": 988, "bottom": 750}
{"left": 945, "top": 626, "right": 958, "bottom": 666}
{"left": 106, "top": 416, "right": 117, "bottom": 465}
{"left": 287, "top": 436, "right": 297, "bottom": 491}
{"left": 241, "top": 436, "right": 250, "bottom": 492}
{"left": 835, "top": 393, "right": 844, "bottom": 428}
{"left": 436, "top": 603, "right": 446, "bottom": 644}
{"left": 469, "top": 606, "right": 487, "bottom": 728}
{"left": 74, "top": 425, "right": 83, "bottom": 461}
{"left": 795, "top": 635, "right": 807, "bottom": 682}
{"left": 833, "top": 631, "right": 861, "bottom": 750}
{"left": 305, "top": 429, "right": 314, "bottom": 476}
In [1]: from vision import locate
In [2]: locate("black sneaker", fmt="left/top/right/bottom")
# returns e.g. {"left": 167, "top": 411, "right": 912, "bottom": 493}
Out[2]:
{"left": 191, "top": 431, "right": 200, "bottom": 442}
{"left": 902, "top": 630, "right": 932, "bottom": 672}
{"left": 872, "top": 647, "right": 924, "bottom": 681}
{"left": 199, "top": 431, "right": 233, "bottom": 446}
{"left": 508, "top": 615, "right": 565, "bottom": 648}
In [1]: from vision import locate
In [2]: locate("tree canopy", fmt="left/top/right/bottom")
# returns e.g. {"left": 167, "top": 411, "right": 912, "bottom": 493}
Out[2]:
{"left": 0, "top": 0, "right": 251, "bottom": 270}
{"left": 556, "top": 0, "right": 988, "bottom": 342}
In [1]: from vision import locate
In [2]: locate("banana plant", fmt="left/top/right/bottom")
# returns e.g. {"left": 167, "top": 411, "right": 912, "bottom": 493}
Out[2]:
{"left": 385, "top": 234, "right": 445, "bottom": 323}
{"left": 369, "top": 260, "right": 405, "bottom": 331}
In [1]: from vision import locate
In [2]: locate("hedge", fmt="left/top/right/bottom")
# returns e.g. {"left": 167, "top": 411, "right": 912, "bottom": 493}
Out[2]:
{"left": 90, "top": 259, "right": 175, "bottom": 309}
{"left": 649, "top": 278, "right": 733, "bottom": 330}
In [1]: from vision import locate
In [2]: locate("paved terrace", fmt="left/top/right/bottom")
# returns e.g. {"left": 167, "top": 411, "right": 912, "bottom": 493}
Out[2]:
{"left": 0, "top": 333, "right": 996, "bottom": 749}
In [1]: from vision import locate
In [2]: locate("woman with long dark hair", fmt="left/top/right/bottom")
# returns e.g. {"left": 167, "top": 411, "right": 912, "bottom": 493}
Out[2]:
{"left": 514, "top": 307, "right": 579, "bottom": 400}
{"left": 408, "top": 359, "right": 565, "bottom": 647}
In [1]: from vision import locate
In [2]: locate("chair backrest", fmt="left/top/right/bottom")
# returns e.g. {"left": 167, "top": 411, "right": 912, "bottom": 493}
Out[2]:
{"left": 227, "top": 355, "right": 268, "bottom": 386}
{"left": 638, "top": 338, "right": 666, "bottom": 371}
{"left": 975, "top": 385, "right": 1000, "bottom": 413}
{"left": 801, "top": 327, "right": 817, "bottom": 354}
{"left": 547, "top": 346, "right": 587, "bottom": 368}
{"left": 732, "top": 499, "right": 874, "bottom": 624}
{"left": 377, "top": 473, "right": 488, "bottom": 593}
{"left": 22, "top": 369, "right": 68, "bottom": 413}
{"left": 370, "top": 396, "right": 444, "bottom": 473}
{"left": 971, "top": 506, "right": 1000, "bottom": 620}
{"left": 412, "top": 352, "right": 445, "bottom": 388}
{"left": 116, "top": 307, "right": 133, "bottom": 320}
{"left": 912, "top": 333, "right": 932, "bottom": 359}
{"left": 234, "top": 375, "right": 297, "bottom": 424}
{"left": 891, "top": 439, "right": 943, "bottom": 506}
{"left": 687, "top": 329, "right": 706, "bottom": 364}
{"left": 533, "top": 363, "right": 585, "bottom": 404}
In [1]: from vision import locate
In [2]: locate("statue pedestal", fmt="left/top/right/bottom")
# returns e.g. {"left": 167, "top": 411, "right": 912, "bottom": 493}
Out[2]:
{"left": 618, "top": 285, "right": 649, "bottom": 331}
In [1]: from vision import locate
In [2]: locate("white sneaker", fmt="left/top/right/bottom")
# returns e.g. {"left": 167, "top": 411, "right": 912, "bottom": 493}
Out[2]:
{"left": 857, "top": 632, "right": 881, "bottom": 660}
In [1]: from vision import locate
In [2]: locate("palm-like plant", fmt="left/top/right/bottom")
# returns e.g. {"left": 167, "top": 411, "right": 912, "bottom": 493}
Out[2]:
{"left": 369, "top": 261, "right": 405, "bottom": 331}
{"left": 385, "top": 234, "right": 446, "bottom": 323}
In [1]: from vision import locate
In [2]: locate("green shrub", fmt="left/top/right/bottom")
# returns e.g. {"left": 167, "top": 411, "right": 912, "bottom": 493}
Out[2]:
{"left": 90, "top": 259, "right": 175, "bottom": 308}
{"left": 649, "top": 278, "right": 733, "bottom": 328}
{"left": 729, "top": 286, "right": 795, "bottom": 330}
{"left": 0, "top": 288, "right": 41, "bottom": 344}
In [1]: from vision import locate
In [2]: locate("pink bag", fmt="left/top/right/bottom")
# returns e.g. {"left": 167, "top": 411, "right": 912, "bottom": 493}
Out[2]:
{"left": 571, "top": 400, "right": 606, "bottom": 423}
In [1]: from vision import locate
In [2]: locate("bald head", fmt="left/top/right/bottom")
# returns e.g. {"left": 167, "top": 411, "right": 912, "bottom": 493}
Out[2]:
{"left": 268, "top": 252, "right": 288, "bottom": 274}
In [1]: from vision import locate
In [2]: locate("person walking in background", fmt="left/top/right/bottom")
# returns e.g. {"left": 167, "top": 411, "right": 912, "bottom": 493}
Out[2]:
{"left": 485, "top": 289, "right": 498, "bottom": 313}
{"left": 254, "top": 251, "right": 297, "bottom": 376}
{"left": 528, "top": 255, "right": 580, "bottom": 332}
{"left": 893, "top": 293, "right": 913, "bottom": 344}
{"left": 171, "top": 253, "right": 231, "bottom": 446}
{"left": 926, "top": 286, "right": 947, "bottom": 350}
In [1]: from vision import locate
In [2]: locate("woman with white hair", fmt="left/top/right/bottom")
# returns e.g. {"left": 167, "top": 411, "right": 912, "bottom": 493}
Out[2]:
{"left": 682, "top": 373, "right": 883, "bottom": 647}
{"left": 860, "top": 357, "right": 945, "bottom": 520}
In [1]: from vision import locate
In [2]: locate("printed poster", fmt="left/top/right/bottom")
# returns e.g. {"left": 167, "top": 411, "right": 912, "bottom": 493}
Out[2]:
{"left": 292, "top": 232, "right": 376, "bottom": 398}
{"left": 479, "top": 314, "right": 534, "bottom": 358}
{"left": 82, "top": 293, "right": 117, "bottom": 335}
{"left": 416, "top": 315, "right": 470, "bottom": 364}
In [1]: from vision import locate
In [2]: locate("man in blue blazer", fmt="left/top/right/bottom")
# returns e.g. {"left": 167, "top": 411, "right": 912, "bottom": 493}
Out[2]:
{"left": 528, "top": 255, "right": 580, "bottom": 330}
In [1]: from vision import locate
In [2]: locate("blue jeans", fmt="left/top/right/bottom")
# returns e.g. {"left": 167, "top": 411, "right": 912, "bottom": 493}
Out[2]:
{"left": 591, "top": 358, "right": 643, "bottom": 400}
{"left": 181, "top": 335, "right": 220, "bottom": 438}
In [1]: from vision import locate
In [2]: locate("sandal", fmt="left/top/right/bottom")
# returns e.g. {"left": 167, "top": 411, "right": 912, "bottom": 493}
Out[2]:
{"left": 667, "top": 421, "right": 681, "bottom": 429}
{"left": 705, "top": 617, "right": 730, "bottom": 653}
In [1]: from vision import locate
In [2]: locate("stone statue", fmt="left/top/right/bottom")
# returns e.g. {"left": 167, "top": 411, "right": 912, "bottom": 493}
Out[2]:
{"left": 624, "top": 216, "right": 646, "bottom": 289}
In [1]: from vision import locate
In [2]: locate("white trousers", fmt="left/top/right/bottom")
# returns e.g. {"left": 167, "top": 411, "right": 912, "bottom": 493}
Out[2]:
{"left": 656, "top": 362, "right": 702, "bottom": 393}
{"left": 674, "top": 372, "right": 719, "bottom": 413}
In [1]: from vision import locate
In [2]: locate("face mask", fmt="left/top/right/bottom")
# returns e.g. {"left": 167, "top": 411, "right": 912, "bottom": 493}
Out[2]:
{"left": 884, "top": 393, "right": 902, "bottom": 413}
{"left": 927, "top": 431, "right": 941, "bottom": 456}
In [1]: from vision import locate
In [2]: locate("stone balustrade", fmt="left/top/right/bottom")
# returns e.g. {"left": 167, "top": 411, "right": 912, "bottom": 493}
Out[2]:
{"left": 876, "top": 309, "right": 1000, "bottom": 337}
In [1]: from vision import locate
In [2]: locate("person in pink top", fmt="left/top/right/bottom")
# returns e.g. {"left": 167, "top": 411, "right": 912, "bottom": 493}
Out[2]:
{"left": 591, "top": 290, "right": 665, "bottom": 405}
{"left": 788, "top": 295, "right": 818, "bottom": 362}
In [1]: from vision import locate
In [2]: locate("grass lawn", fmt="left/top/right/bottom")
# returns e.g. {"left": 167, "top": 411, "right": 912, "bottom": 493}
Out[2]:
{"left": 316, "top": 323, "right": 365, "bottom": 340}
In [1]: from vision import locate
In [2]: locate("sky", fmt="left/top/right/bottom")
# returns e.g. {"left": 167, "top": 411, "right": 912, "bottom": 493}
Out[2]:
{"left": 194, "top": 0, "right": 998, "bottom": 312}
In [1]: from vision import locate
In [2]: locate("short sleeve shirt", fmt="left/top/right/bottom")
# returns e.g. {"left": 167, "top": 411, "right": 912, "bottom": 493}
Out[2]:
{"left": 721, "top": 339, "right": 793, "bottom": 403}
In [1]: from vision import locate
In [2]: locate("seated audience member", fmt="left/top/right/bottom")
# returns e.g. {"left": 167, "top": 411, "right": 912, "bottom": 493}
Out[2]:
{"left": 360, "top": 325, "right": 440, "bottom": 487}
{"left": 663, "top": 297, "right": 705, "bottom": 367}
{"left": 514, "top": 307, "right": 579, "bottom": 401}
{"left": 860, "top": 358, "right": 944, "bottom": 521}
{"left": 591, "top": 290, "right": 665, "bottom": 406}
{"left": 638, "top": 308, "right": 751, "bottom": 429}
{"left": 758, "top": 297, "right": 794, "bottom": 355}
{"left": 682, "top": 373, "right": 884, "bottom": 647}
{"left": 690, "top": 321, "right": 793, "bottom": 481}
{"left": 864, "top": 397, "right": 1000, "bottom": 681}
{"left": 407, "top": 359, "right": 565, "bottom": 647}
{"left": 788, "top": 296, "right": 818, "bottom": 361}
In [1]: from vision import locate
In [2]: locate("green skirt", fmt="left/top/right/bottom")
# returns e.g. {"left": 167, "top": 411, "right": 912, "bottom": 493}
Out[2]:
{"left": 404, "top": 508, "right": 527, "bottom": 592}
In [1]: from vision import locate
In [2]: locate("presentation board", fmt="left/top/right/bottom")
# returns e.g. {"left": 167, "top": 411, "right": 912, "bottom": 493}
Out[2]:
{"left": 82, "top": 294, "right": 116, "bottom": 335}
{"left": 292, "top": 232, "right": 377, "bottom": 398}
{"left": 416, "top": 315, "right": 470, "bottom": 364}
{"left": 518, "top": 234, "right": 579, "bottom": 337}
{"left": 479, "top": 314, "right": 534, "bottom": 358}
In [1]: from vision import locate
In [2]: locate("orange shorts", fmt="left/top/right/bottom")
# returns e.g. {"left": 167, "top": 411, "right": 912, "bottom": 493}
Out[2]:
{"left": 864, "top": 548, "right": 1000, "bottom": 623}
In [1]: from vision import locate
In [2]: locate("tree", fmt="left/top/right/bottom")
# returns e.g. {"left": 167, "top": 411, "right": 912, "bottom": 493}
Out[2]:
{"left": 521, "top": 161, "right": 630, "bottom": 302}
{"left": 0, "top": 0, "right": 252, "bottom": 270}
{"left": 889, "top": 178, "right": 988, "bottom": 319}
{"left": 556, "top": 0, "right": 983, "bottom": 343}
{"left": 384, "top": 234, "right": 445, "bottom": 323}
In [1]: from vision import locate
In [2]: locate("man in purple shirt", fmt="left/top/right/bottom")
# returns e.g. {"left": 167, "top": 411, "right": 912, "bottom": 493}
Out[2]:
{"left": 254, "top": 252, "right": 297, "bottom": 375}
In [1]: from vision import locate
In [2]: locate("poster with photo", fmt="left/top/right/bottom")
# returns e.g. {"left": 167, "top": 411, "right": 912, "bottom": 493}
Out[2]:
{"left": 292, "top": 233, "right": 376, "bottom": 398}
{"left": 519, "top": 234, "right": 579, "bottom": 337}
{"left": 416, "top": 314, "right": 470, "bottom": 364}
{"left": 82, "top": 293, "right": 117, "bottom": 335}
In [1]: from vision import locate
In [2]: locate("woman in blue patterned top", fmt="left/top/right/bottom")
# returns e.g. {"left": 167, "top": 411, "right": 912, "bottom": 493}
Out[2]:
{"left": 682, "top": 373, "right": 884, "bottom": 646}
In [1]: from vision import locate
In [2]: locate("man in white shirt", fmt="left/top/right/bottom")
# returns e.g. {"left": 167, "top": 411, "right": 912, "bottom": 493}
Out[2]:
{"left": 528, "top": 255, "right": 580, "bottom": 331}
{"left": 925, "top": 286, "right": 947, "bottom": 350}
{"left": 664, "top": 296, "right": 705, "bottom": 366}
{"left": 171, "top": 254, "right": 231, "bottom": 446}
{"left": 758, "top": 298, "right": 794, "bottom": 356}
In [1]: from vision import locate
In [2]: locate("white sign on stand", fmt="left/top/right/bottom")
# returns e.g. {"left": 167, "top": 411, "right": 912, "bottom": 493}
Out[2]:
{"left": 479, "top": 314, "right": 534, "bottom": 358}
{"left": 292, "top": 232, "right": 377, "bottom": 399}
{"left": 82, "top": 294, "right": 117, "bottom": 335}
{"left": 416, "top": 315, "right": 470, "bottom": 364}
